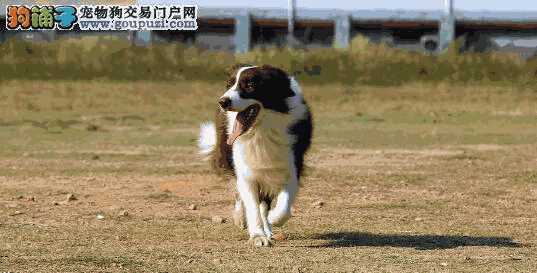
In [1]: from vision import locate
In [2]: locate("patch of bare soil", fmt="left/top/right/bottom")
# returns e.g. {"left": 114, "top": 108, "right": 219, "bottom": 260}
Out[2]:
{"left": 1, "top": 145, "right": 536, "bottom": 272}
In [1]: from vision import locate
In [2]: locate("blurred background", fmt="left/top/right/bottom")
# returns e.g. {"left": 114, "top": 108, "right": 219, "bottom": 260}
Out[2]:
{"left": 1, "top": 0, "right": 537, "bottom": 85}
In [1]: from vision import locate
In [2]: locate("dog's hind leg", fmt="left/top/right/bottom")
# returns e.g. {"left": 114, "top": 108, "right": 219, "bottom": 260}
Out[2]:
{"left": 268, "top": 176, "right": 299, "bottom": 227}
{"left": 232, "top": 199, "right": 246, "bottom": 230}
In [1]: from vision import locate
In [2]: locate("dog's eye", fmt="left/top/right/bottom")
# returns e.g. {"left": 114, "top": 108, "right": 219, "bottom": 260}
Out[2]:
{"left": 240, "top": 82, "right": 255, "bottom": 93}
{"left": 246, "top": 82, "right": 255, "bottom": 92}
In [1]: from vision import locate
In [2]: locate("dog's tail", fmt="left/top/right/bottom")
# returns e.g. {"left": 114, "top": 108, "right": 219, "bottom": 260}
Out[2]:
{"left": 199, "top": 112, "right": 235, "bottom": 176}
{"left": 198, "top": 122, "right": 216, "bottom": 158}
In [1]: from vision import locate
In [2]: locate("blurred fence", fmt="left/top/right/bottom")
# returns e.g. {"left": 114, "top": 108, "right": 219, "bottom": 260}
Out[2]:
{"left": 1, "top": 3, "right": 537, "bottom": 57}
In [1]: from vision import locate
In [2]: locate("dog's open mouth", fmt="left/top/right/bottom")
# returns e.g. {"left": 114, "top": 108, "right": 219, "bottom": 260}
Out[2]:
{"left": 227, "top": 104, "right": 261, "bottom": 145}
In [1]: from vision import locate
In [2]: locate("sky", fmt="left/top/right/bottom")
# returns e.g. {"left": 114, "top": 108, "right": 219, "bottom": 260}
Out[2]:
{"left": 195, "top": 0, "right": 537, "bottom": 11}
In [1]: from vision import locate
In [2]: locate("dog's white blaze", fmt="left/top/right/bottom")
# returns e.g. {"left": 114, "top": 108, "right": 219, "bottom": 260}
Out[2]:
{"left": 221, "top": 66, "right": 258, "bottom": 112}
{"left": 227, "top": 91, "right": 258, "bottom": 111}
{"left": 231, "top": 66, "right": 256, "bottom": 90}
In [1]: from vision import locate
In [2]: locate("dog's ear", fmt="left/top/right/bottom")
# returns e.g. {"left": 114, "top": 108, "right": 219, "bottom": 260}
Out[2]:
{"left": 260, "top": 65, "right": 295, "bottom": 98}
{"left": 279, "top": 73, "right": 295, "bottom": 98}
{"left": 282, "top": 86, "right": 295, "bottom": 98}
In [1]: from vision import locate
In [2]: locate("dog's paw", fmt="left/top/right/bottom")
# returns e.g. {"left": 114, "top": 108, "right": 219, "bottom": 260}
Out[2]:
{"left": 249, "top": 235, "right": 273, "bottom": 247}
{"left": 232, "top": 200, "right": 246, "bottom": 230}
{"left": 232, "top": 212, "right": 246, "bottom": 230}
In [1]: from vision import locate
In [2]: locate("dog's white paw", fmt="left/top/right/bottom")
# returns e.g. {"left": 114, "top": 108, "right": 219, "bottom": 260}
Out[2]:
{"left": 249, "top": 235, "right": 273, "bottom": 247}
{"left": 232, "top": 202, "right": 246, "bottom": 230}
{"left": 233, "top": 213, "right": 246, "bottom": 230}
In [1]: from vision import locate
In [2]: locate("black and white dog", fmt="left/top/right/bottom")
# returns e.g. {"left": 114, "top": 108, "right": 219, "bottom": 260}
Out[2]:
{"left": 198, "top": 65, "right": 313, "bottom": 247}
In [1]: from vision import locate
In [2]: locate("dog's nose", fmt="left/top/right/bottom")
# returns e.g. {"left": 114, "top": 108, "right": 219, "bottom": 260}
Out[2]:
{"left": 218, "top": 97, "right": 232, "bottom": 110}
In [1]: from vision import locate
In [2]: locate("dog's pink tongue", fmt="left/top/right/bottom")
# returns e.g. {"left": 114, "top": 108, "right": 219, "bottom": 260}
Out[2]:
{"left": 227, "top": 114, "right": 245, "bottom": 145}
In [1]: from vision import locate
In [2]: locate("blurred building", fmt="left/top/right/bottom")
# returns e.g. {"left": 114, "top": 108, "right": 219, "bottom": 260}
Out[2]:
{"left": 1, "top": 1, "right": 537, "bottom": 58}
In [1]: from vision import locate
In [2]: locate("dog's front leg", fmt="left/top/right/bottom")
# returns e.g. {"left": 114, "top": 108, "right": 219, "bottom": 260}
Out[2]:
{"left": 259, "top": 201, "right": 273, "bottom": 238}
{"left": 237, "top": 177, "right": 272, "bottom": 247}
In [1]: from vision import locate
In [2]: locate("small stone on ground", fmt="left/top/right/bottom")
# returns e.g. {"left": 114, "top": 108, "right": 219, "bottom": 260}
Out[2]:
{"left": 273, "top": 232, "right": 288, "bottom": 241}
{"left": 66, "top": 194, "right": 77, "bottom": 202}
{"left": 211, "top": 216, "right": 225, "bottom": 224}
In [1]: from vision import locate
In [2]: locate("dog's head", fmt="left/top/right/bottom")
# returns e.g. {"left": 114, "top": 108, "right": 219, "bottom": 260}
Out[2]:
{"left": 219, "top": 65, "right": 295, "bottom": 145}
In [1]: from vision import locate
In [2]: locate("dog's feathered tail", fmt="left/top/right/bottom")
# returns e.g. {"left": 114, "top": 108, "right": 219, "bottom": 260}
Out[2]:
{"left": 198, "top": 122, "right": 216, "bottom": 158}
{"left": 198, "top": 112, "right": 235, "bottom": 176}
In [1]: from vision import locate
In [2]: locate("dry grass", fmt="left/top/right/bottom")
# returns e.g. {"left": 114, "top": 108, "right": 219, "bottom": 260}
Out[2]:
{"left": 1, "top": 80, "right": 537, "bottom": 272}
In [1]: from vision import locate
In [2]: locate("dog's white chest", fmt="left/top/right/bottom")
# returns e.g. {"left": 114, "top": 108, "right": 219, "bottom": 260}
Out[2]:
{"left": 236, "top": 127, "right": 293, "bottom": 184}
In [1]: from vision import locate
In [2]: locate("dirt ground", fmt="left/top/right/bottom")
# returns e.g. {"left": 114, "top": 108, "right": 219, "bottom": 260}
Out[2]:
{"left": 1, "top": 81, "right": 536, "bottom": 272}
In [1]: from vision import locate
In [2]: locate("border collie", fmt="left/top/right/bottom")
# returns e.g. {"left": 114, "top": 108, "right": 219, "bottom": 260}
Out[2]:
{"left": 198, "top": 65, "right": 313, "bottom": 247}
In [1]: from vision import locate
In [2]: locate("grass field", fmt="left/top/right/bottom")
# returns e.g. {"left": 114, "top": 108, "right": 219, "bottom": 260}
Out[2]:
{"left": 1, "top": 80, "right": 537, "bottom": 272}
